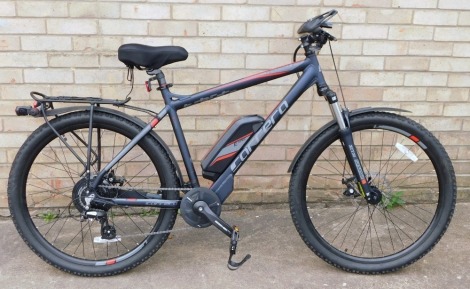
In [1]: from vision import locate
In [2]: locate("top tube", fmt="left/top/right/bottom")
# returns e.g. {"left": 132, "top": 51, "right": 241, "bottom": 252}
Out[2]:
{"left": 168, "top": 57, "right": 314, "bottom": 110}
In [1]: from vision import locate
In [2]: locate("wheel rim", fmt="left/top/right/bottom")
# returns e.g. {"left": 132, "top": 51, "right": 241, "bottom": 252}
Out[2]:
{"left": 20, "top": 117, "right": 172, "bottom": 265}
{"left": 304, "top": 122, "right": 442, "bottom": 259}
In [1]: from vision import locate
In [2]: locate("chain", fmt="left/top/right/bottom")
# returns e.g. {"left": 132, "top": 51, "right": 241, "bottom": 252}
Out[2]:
{"left": 117, "top": 226, "right": 195, "bottom": 239}
{"left": 98, "top": 185, "right": 192, "bottom": 192}
{"left": 94, "top": 184, "right": 193, "bottom": 239}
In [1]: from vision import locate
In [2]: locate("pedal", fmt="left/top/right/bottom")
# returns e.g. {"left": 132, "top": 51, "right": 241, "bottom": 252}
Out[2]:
{"left": 227, "top": 226, "right": 251, "bottom": 270}
{"left": 193, "top": 201, "right": 251, "bottom": 270}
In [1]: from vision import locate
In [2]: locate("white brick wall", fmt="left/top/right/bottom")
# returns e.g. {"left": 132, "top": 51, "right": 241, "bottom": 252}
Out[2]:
{"left": 1, "top": 1, "right": 469, "bottom": 207}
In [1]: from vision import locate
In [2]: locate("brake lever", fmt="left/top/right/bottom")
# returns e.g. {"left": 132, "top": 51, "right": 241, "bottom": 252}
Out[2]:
{"left": 323, "top": 30, "right": 337, "bottom": 41}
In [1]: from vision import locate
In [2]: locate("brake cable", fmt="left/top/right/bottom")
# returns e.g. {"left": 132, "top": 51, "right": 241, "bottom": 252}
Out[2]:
{"left": 293, "top": 44, "right": 302, "bottom": 79}
{"left": 328, "top": 39, "right": 347, "bottom": 108}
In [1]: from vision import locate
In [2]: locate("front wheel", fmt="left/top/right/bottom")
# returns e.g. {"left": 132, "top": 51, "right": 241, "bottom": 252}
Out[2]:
{"left": 289, "top": 112, "right": 456, "bottom": 273}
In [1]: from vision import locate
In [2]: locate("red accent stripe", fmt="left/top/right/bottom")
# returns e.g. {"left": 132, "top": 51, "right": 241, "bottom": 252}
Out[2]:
{"left": 106, "top": 259, "right": 117, "bottom": 265}
{"left": 201, "top": 117, "right": 240, "bottom": 161}
{"left": 208, "top": 133, "right": 253, "bottom": 166}
{"left": 225, "top": 132, "right": 253, "bottom": 147}
{"left": 127, "top": 198, "right": 137, "bottom": 201}
{"left": 151, "top": 118, "right": 159, "bottom": 127}
{"left": 409, "top": 135, "right": 419, "bottom": 143}
{"left": 206, "top": 71, "right": 289, "bottom": 93}
{"left": 210, "top": 151, "right": 237, "bottom": 166}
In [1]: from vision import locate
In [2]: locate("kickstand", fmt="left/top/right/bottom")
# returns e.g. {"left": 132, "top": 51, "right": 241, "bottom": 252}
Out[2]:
{"left": 227, "top": 226, "right": 251, "bottom": 270}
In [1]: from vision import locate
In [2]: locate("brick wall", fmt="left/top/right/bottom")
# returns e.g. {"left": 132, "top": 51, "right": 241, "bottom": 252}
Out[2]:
{"left": 1, "top": 0, "right": 469, "bottom": 207}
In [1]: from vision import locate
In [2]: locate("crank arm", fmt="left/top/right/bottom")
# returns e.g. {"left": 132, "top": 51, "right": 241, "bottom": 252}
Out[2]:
{"left": 194, "top": 201, "right": 232, "bottom": 237}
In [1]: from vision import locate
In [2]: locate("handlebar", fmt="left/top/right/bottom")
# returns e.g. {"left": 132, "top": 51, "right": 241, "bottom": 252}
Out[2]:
{"left": 297, "top": 9, "right": 338, "bottom": 35}
{"left": 296, "top": 10, "right": 338, "bottom": 55}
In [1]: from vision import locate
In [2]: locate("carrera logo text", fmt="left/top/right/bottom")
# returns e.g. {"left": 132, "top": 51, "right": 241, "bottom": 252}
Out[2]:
{"left": 230, "top": 101, "right": 289, "bottom": 172}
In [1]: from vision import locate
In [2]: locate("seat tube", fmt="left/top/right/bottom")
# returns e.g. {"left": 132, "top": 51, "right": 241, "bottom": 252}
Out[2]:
{"left": 151, "top": 69, "right": 200, "bottom": 188}
{"left": 168, "top": 106, "right": 200, "bottom": 188}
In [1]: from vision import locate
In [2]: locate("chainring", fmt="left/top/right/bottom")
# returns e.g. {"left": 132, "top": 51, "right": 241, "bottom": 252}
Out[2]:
{"left": 180, "top": 187, "right": 222, "bottom": 228}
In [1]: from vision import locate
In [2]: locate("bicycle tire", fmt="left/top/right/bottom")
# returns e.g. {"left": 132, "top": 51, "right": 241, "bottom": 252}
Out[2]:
{"left": 8, "top": 111, "right": 179, "bottom": 276}
{"left": 289, "top": 112, "right": 456, "bottom": 274}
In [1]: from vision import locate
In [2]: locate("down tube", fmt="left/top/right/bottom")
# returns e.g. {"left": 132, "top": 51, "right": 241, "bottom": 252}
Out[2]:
{"left": 211, "top": 64, "right": 319, "bottom": 203}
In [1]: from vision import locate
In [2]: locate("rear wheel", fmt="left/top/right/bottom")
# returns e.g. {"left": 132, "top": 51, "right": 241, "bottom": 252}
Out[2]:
{"left": 289, "top": 112, "right": 456, "bottom": 273}
{"left": 8, "top": 111, "right": 179, "bottom": 276}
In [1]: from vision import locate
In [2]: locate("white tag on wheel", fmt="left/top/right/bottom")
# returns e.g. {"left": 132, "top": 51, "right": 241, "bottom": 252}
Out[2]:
{"left": 395, "top": 143, "right": 418, "bottom": 162}
{"left": 94, "top": 236, "right": 121, "bottom": 243}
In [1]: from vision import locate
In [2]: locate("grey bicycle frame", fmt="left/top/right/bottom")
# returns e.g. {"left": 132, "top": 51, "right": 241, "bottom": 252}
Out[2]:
{"left": 91, "top": 53, "right": 345, "bottom": 205}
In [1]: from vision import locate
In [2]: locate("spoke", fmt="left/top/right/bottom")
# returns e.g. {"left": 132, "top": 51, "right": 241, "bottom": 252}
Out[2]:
{"left": 369, "top": 134, "right": 399, "bottom": 185}
{"left": 370, "top": 206, "right": 384, "bottom": 256}
{"left": 114, "top": 206, "right": 149, "bottom": 236}
{"left": 113, "top": 133, "right": 131, "bottom": 176}
{"left": 315, "top": 205, "right": 366, "bottom": 232}
{"left": 360, "top": 205, "right": 373, "bottom": 256}
{"left": 386, "top": 152, "right": 427, "bottom": 186}
{"left": 41, "top": 148, "right": 80, "bottom": 177}
{"left": 123, "top": 162, "right": 153, "bottom": 186}
{"left": 41, "top": 207, "right": 69, "bottom": 237}
{"left": 381, "top": 208, "right": 407, "bottom": 248}
{"left": 89, "top": 221, "right": 97, "bottom": 259}
{"left": 26, "top": 182, "right": 74, "bottom": 196}
{"left": 63, "top": 219, "right": 89, "bottom": 252}
{"left": 383, "top": 207, "right": 424, "bottom": 238}
{"left": 351, "top": 205, "right": 372, "bottom": 255}
{"left": 382, "top": 207, "right": 396, "bottom": 252}
{"left": 339, "top": 205, "right": 359, "bottom": 249}
{"left": 328, "top": 145, "right": 352, "bottom": 176}
{"left": 51, "top": 214, "right": 70, "bottom": 245}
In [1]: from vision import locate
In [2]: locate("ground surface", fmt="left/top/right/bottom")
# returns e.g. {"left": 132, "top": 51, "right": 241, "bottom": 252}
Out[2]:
{"left": 1, "top": 203, "right": 469, "bottom": 289}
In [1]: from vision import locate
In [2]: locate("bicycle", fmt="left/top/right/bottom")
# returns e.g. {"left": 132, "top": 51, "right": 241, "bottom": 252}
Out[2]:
{"left": 8, "top": 10, "right": 456, "bottom": 276}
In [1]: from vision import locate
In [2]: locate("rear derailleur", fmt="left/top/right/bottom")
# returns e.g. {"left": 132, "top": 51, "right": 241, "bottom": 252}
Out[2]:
{"left": 81, "top": 209, "right": 119, "bottom": 243}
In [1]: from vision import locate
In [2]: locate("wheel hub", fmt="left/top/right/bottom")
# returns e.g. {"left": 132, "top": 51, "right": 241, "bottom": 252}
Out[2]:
{"left": 367, "top": 186, "right": 382, "bottom": 205}
{"left": 72, "top": 177, "right": 115, "bottom": 212}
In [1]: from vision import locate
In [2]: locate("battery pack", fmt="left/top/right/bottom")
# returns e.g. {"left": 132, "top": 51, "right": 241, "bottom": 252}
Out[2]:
{"left": 201, "top": 115, "right": 264, "bottom": 181}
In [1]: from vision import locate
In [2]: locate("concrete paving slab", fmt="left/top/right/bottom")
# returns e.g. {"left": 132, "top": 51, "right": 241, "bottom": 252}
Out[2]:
{"left": 0, "top": 203, "right": 469, "bottom": 289}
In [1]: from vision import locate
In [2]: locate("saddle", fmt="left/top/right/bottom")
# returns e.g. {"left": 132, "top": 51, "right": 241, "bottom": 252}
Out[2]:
{"left": 118, "top": 44, "right": 188, "bottom": 70}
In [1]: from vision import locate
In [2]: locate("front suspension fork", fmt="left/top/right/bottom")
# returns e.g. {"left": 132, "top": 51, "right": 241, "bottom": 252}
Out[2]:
{"left": 324, "top": 88, "right": 376, "bottom": 203}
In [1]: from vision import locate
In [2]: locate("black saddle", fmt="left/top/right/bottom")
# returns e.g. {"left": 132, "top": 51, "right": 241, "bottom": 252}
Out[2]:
{"left": 118, "top": 44, "right": 188, "bottom": 70}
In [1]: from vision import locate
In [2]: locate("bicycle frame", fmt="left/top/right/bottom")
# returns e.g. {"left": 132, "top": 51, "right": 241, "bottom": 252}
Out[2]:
{"left": 91, "top": 53, "right": 351, "bottom": 207}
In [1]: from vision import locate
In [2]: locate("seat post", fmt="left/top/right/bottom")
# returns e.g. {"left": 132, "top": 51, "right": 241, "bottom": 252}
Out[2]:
{"left": 147, "top": 69, "right": 168, "bottom": 88}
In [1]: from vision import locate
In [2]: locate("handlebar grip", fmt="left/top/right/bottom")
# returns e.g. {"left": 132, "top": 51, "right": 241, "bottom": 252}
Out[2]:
{"left": 15, "top": 106, "right": 40, "bottom": 116}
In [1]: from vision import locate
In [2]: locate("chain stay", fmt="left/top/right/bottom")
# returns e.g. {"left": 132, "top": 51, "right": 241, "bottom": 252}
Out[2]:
{"left": 98, "top": 185, "right": 191, "bottom": 191}
{"left": 94, "top": 185, "right": 192, "bottom": 239}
